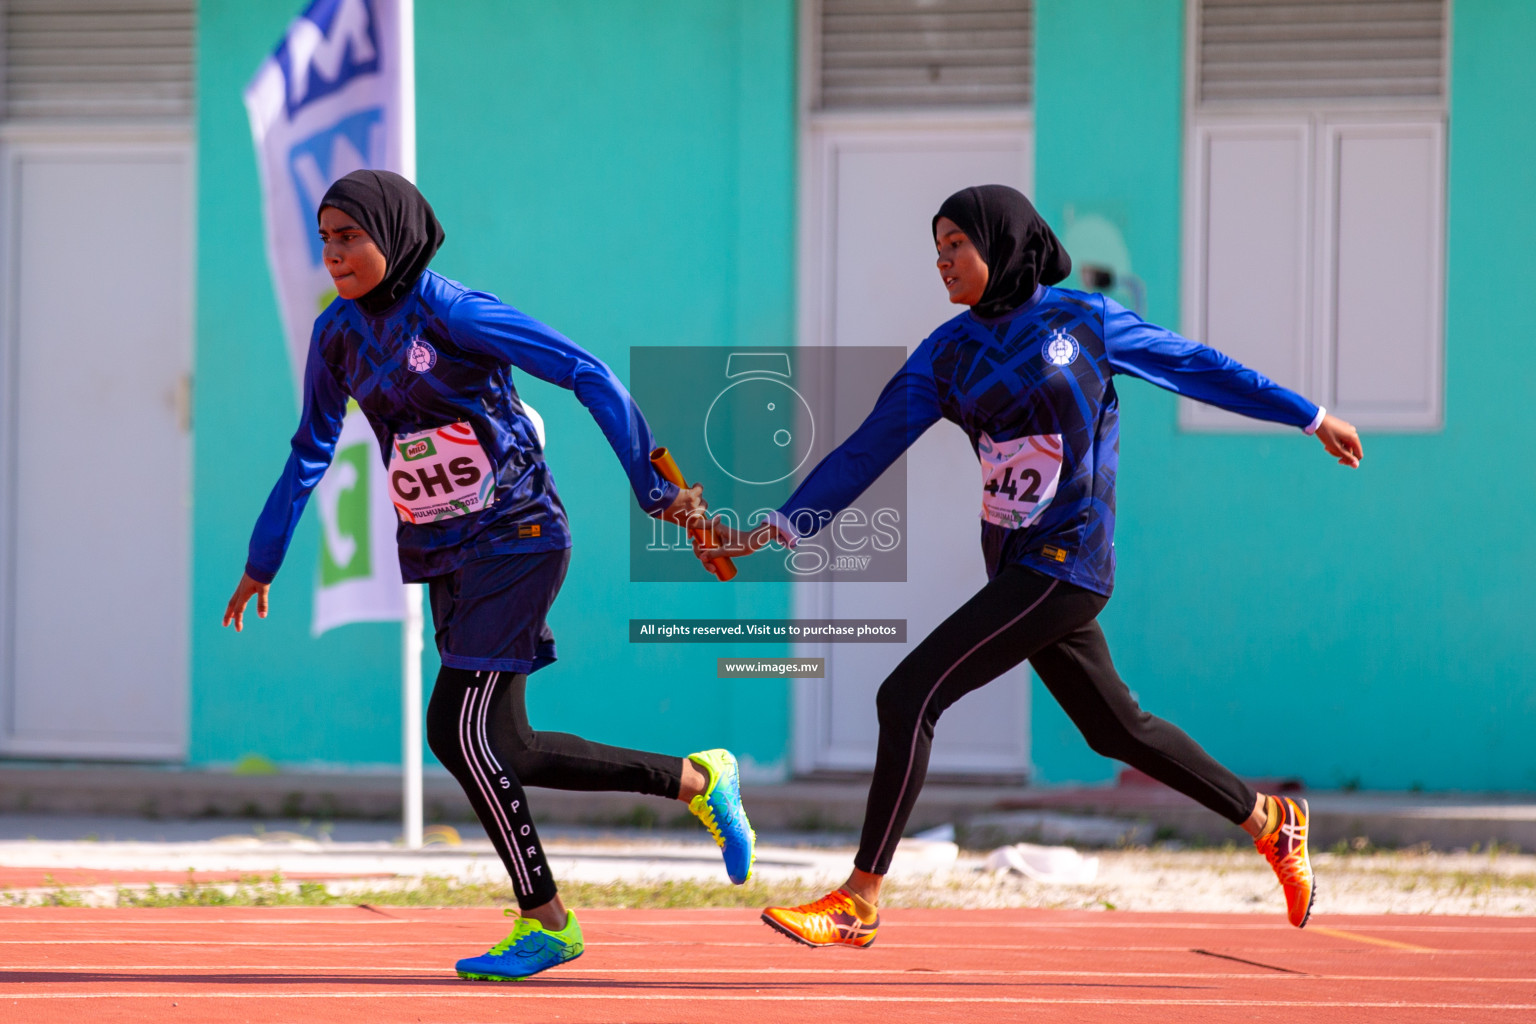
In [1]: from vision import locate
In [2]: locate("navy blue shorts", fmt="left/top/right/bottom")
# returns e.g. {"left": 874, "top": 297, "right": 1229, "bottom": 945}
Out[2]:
{"left": 426, "top": 548, "right": 570, "bottom": 674}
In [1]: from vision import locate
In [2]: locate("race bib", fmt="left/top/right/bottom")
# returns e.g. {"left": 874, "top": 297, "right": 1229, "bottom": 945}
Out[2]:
{"left": 388, "top": 422, "right": 496, "bottom": 524}
{"left": 977, "top": 431, "right": 1063, "bottom": 529}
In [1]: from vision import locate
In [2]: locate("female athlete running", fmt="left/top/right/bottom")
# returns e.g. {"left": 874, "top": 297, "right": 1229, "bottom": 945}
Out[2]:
{"left": 697, "top": 184, "right": 1362, "bottom": 946}
{"left": 223, "top": 170, "right": 755, "bottom": 979}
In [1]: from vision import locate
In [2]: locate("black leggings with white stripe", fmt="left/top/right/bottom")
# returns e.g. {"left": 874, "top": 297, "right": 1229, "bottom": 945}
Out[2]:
{"left": 856, "top": 565, "right": 1257, "bottom": 875}
{"left": 426, "top": 667, "right": 684, "bottom": 909}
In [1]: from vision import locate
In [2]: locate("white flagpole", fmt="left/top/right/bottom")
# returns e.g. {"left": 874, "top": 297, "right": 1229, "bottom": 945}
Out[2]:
{"left": 403, "top": 585, "right": 424, "bottom": 849}
{"left": 399, "top": 0, "right": 424, "bottom": 851}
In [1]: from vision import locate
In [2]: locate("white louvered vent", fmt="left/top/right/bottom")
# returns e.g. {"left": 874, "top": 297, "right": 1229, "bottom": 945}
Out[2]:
{"left": 819, "top": 0, "right": 1033, "bottom": 110}
{"left": 2, "top": 0, "right": 195, "bottom": 120}
{"left": 1197, "top": 0, "right": 1446, "bottom": 106}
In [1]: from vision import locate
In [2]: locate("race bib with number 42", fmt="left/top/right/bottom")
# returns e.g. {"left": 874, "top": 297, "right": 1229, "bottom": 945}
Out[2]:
{"left": 977, "top": 431, "right": 1063, "bottom": 530}
{"left": 388, "top": 421, "right": 496, "bottom": 524}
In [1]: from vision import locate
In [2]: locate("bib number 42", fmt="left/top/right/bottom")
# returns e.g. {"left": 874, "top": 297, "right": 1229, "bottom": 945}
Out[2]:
{"left": 977, "top": 431, "right": 1062, "bottom": 530}
{"left": 982, "top": 465, "right": 1044, "bottom": 503}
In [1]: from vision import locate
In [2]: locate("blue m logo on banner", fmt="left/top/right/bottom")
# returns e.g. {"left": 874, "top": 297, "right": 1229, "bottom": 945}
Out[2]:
{"left": 277, "top": 0, "right": 381, "bottom": 117}
{"left": 289, "top": 107, "right": 386, "bottom": 264}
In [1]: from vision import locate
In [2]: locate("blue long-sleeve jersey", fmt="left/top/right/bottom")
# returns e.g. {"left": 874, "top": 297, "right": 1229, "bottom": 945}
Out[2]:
{"left": 245, "top": 269, "right": 677, "bottom": 584}
{"left": 775, "top": 286, "right": 1321, "bottom": 596}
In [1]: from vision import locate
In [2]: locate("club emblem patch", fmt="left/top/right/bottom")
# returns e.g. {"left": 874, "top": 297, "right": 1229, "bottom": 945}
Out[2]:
{"left": 1042, "top": 329, "right": 1080, "bottom": 367}
{"left": 405, "top": 337, "right": 437, "bottom": 373}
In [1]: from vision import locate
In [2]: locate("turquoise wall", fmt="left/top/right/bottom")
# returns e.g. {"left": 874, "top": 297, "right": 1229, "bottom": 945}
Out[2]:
{"left": 192, "top": 1, "right": 796, "bottom": 776}
{"left": 193, "top": 0, "right": 1533, "bottom": 792}
{"left": 1032, "top": 0, "right": 1536, "bottom": 791}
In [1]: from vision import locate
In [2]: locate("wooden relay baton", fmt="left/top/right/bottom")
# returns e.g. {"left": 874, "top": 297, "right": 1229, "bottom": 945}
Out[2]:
{"left": 650, "top": 447, "right": 738, "bottom": 582}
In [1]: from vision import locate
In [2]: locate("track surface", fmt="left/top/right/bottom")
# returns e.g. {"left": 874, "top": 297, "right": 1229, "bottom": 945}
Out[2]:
{"left": 2, "top": 906, "right": 1533, "bottom": 1023}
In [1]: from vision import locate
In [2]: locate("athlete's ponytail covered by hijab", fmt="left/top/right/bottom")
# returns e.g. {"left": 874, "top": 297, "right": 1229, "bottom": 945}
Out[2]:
{"left": 933, "top": 184, "right": 1071, "bottom": 319}
{"left": 319, "top": 169, "right": 445, "bottom": 315}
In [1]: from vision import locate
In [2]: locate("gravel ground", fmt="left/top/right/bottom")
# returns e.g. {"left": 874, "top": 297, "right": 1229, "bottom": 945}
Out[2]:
{"left": 5, "top": 826, "right": 1534, "bottom": 914}
{"left": 877, "top": 846, "right": 1536, "bottom": 916}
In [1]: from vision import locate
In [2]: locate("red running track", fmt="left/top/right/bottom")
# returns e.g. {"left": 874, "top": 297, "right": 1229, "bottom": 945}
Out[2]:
{"left": 1, "top": 906, "right": 1533, "bottom": 1023}
{"left": 0, "top": 868, "right": 395, "bottom": 888}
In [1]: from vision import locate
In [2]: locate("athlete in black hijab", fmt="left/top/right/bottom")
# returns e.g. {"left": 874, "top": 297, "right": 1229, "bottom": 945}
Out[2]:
{"left": 697, "top": 183, "right": 1364, "bottom": 947}
{"left": 225, "top": 168, "right": 759, "bottom": 981}
{"left": 932, "top": 184, "right": 1071, "bottom": 318}
{"left": 318, "top": 169, "right": 446, "bottom": 314}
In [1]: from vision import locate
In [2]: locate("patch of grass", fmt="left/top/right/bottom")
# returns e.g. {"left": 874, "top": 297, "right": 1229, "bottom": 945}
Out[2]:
{"left": 116, "top": 871, "right": 343, "bottom": 908}
{"left": 1177, "top": 836, "right": 1241, "bottom": 853}
{"left": 30, "top": 876, "right": 89, "bottom": 908}
{"left": 1329, "top": 836, "right": 1380, "bottom": 856}
{"left": 555, "top": 877, "right": 823, "bottom": 909}
{"left": 11, "top": 872, "right": 845, "bottom": 911}
{"left": 2, "top": 883, "right": 89, "bottom": 908}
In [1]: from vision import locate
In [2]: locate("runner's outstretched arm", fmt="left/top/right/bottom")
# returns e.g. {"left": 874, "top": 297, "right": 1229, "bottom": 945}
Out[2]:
{"left": 694, "top": 338, "right": 944, "bottom": 566}
{"left": 446, "top": 291, "right": 683, "bottom": 518}
{"left": 1101, "top": 296, "right": 1361, "bottom": 466}
{"left": 225, "top": 319, "right": 350, "bottom": 630}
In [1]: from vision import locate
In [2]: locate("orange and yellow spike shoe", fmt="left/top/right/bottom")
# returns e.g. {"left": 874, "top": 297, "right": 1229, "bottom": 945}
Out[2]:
{"left": 1254, "top": 795, "right": 1315, "bottom": 927}
{"left": 762, "top": 888, "right": 879, "bottom": 948}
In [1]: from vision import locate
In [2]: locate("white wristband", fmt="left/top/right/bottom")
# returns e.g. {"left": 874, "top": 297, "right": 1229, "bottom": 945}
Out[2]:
{"left": 1304, "top": 406, "right": 1326, "bottom": 435}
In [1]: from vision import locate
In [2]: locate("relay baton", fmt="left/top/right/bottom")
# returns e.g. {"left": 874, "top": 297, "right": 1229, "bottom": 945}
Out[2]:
{"left": 650, "top": 447, "right": 737, "bottom": 582}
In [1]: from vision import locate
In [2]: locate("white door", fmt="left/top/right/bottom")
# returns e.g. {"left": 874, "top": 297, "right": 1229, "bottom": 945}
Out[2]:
{"left": 0, "top": 133, "right": 192, "bottom": 759}
{"left": 794, "top": 119, "right": 1033, "bottom": 776}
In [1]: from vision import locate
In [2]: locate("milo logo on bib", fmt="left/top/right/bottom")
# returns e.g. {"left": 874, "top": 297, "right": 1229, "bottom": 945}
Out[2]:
{"left": 388, "top": 421, "right": 497, "bottom": 524}
{"left": 397, "top": 437, "right": 437, "bottom": 461}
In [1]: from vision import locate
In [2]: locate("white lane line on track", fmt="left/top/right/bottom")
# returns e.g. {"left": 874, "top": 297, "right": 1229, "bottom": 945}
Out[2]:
{"left": 0, "top": 919, "right": 409, "bottom": 925}
{"left": 2, "top": 967, "right": 1534, "bottom": 983}
{"left": 2, "top": 917, "right": 1531, "bottom": 934}
{"left": 0, "top": 940, "right": 1528, "bottom": 954}
{"left": 2, "top": 993, "right": 1534, "bottom": 1009}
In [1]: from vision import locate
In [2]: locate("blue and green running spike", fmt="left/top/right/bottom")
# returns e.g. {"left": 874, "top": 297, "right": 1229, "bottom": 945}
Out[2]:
{"left": 455, "top": 909, "right": 584, "bottom": 981}
{"left": 687, "top": 748, "right": 756, "bottom": 884}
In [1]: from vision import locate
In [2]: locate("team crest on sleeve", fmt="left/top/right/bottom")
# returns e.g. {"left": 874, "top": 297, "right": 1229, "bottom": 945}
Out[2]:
{"left": 1042, "top": 329, "right": 1080, "bottom": 367}
{"left": 406, "top": 336, "right": 437, "bottom": 373}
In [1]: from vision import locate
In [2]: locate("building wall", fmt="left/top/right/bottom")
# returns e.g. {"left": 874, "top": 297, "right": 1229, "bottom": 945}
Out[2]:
{"left": 191, "top": 1, "right": 796, "bottom": 776}
{"left": 192, "top": 0, "right": 1533, "bottom": 792}
{"left": 1032, "top": 0, "right": 1536, "bottom": 790}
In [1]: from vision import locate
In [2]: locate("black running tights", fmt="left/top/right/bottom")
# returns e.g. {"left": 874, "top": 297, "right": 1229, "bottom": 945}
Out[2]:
{"left": 856, "top": 566, "right": 1257, "bottom": 875}
{"left": 426, "top": 667, "right": 685, "bottom": 909}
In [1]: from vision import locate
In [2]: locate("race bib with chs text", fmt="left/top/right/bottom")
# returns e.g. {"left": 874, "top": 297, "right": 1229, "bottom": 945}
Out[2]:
{"left": 388, "top": 421, "right": 496, "bottom": 524}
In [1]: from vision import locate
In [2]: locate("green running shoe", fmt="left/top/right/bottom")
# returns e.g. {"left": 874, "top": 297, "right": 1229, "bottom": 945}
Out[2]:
{"left": 688, "top": 748, "right": 756, "bottom": 884}
{"left": 455, "top": 909, "right": 584, "bottom": 981}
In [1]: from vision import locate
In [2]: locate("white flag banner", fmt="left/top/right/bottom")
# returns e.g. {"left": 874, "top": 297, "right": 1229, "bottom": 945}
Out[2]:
{"left": 245, "top": 0, "right": 410, "bottom": 634}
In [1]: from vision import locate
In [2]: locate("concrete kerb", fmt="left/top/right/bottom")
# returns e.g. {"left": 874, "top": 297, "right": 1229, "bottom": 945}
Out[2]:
{"left": 2, "top": 764, "right": 1534, "bottom": 852}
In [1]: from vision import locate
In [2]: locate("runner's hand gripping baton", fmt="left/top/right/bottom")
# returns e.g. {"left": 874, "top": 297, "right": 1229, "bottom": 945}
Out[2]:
{"left": 650, "top": 447, "right": 737, "bottom": 582}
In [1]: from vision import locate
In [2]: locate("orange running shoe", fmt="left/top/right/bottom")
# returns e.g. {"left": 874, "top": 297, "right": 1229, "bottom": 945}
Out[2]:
{"left": 762, "top": 888, "right": 879, "bottom": 948}
{"left": 1254, "top": 795, "right": 1315, "bottom": 927}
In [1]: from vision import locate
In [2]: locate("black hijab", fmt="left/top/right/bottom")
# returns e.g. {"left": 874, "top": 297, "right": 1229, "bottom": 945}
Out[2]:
{"left": 319, "top": 169, "right": 445, "bottom": 315}
{"left": 933, "top": 184, "right": 1071, "bottom": 319}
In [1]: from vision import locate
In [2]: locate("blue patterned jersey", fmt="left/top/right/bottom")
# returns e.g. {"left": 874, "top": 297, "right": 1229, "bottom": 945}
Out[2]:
{"left": 775, "top": 286, "right": 1320, "bottom": 596}
{"left": 245, "top": 269, "right": 677, "bottom": 584}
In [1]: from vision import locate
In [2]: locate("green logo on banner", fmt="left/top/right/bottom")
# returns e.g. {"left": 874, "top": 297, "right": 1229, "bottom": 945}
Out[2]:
{"left": 319, "top": 442, "right": 372, "bottom": 586}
